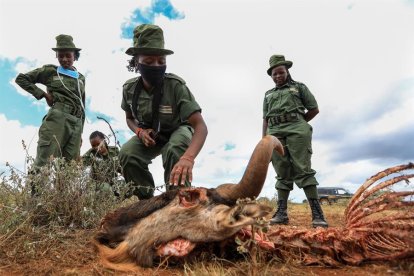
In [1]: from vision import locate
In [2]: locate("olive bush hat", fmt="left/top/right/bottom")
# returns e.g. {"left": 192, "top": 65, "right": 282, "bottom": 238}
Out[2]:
{"left": 52, "top": 34, "right": 81, "bottom": 51}
{"left": 267, "top": 55, "right": 292, "bottom": 75}
{"left": 125, "top": 24, "right": 174, "bottom": 56}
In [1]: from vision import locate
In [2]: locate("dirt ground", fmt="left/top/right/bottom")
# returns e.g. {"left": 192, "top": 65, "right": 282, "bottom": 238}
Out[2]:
{"left": 1, "top": 203, "right": 413, "bottom": 276}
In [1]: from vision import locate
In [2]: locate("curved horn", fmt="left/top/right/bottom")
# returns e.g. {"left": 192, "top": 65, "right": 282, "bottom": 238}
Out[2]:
{"left": 216, "top": 135, "right": 284, "bottom": 201}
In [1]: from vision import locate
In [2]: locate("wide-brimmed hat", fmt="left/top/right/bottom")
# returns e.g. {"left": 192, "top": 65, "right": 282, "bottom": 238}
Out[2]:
{"left": 267, "top": 55, "right": 292, "bottom": 75}
{"left": 125, "top": 24, "right": 174, "bottom": 56}
{"left": 52, "top": 34, "right": 81, "bottom": 51}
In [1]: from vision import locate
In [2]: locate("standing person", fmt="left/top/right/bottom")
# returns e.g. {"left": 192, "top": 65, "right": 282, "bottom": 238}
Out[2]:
{"left": 15, "top": 34, "right": 85, "bottom": 194}
{"left": 119, "top": 24, "right": 208, "bottom": 200}
{"left": 262, "top": 55, "right": 328, "bottom": 228}
{"left": 83, "top": 131, "right": 121, "bottom": 195}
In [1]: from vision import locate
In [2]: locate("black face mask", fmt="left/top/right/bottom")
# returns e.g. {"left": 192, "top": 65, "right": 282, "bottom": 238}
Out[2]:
{"left": 137, "top": 63, "right": 166, "bottom": 86}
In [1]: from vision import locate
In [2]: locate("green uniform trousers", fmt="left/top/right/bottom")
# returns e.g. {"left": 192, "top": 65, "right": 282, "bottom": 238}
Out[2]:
{"left": 34, "top": 108, "right": 83, "bottom": 169}
{"left": 119, "top": 125, "right": 193, "bottom": 199}
{"left": 269, "top": 120, "right": 318, "bottom": 191}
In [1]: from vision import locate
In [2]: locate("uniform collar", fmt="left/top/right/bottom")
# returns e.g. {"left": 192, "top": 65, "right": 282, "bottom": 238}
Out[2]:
{"left": 275, "top": 81, "right": 292, "bottom": 90}
{"left": 90, "top": 149, "right": 109, "bottom": 158}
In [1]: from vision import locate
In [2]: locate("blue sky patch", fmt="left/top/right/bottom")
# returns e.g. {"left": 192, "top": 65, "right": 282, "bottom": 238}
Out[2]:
{"left": 224, "top": 142, "right": 236, "bottom": 151}
{"left": 0, "top": 57, "right": 46, "bottom": 126}
{"left": 405, "top": 0, "right": 414, "bottom": 7}
{"left": 121, "top": 0, "right": 185, "bottom": 38}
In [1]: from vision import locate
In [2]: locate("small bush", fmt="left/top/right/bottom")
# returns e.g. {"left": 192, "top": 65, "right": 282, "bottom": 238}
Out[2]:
{"left": 1, "top": 158, "right": 126, "bottom": 231}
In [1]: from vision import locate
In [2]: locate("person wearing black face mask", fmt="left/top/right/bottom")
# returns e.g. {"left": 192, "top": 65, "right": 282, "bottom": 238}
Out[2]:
{"left": 119, "top": 24, "right": 208, "bottom": 200}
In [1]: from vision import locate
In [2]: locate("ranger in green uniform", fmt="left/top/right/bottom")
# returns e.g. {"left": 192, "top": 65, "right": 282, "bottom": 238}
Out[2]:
{"left": 119, "top": 24, "right": 208, "bottom": 199}
{"left": 262, "top": 55, "right": 328, "bottom": 228}
{"left": 83, "top": 131, "right": 121, "bottom": 195}
{"left": 15, "top": 35, "right": 85, "bottom": 193}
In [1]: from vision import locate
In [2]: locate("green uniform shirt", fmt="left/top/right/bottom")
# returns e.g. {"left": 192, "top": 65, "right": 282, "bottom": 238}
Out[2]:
{"left": 15, "top": 64, "right": 85, "bottom": 112}
{"left": 121, "top": 73, "right": 201, "bottom": 133}
{"left": 263, "top": 81, "right": 318, "bottom": 120}
{"left": 82, "top": 146, "right": 120, "bottom": 184}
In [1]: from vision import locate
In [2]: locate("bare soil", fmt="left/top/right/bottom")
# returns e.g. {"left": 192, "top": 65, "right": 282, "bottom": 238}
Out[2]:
{"left": 1, "top": 204, "right": 413, "bottom": 276}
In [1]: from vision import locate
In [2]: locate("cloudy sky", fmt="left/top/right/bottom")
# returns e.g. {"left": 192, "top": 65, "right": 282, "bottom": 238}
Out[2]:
{"left": 1, "top": 0, "right": 413, "bottom": 202}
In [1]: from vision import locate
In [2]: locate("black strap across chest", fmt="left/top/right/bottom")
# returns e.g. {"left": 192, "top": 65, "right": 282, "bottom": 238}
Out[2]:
{"left": 132, "top": 78, "right": 164, "bottom": 131}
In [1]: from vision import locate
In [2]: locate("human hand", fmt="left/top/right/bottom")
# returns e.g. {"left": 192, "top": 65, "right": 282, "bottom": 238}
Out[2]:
{"left": 97, "top": 140, "right": 109, "bottom": 156}
{"left": 43, "top": 92, "right": 54, "bottom": 107}
{"left": 169, "top": 155, "right": 194, "bottom": 186}
{"left": 138, "top": 128, "right": 156, "bottom": 147}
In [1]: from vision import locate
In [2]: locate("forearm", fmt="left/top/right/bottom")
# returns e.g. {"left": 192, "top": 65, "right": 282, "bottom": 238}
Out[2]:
{"left": 184, "top": 125, "right": 207, "bottom": 159}
{"left": 304, "top": 108, "right": 319, "bottom": 122}
{"left": 262, "top": 119, "right": 268, "bottom": 137}
{"left": 126, "top": 117, "right": 139, "bottom": 133}
{"left": 184, "top": 113, "right": 208, "bottom": 159}
{"left": 15, "top": 73, "right": 46, "bottom": 100}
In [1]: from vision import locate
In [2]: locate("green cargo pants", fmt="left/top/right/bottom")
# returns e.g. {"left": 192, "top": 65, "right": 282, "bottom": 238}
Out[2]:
{"left": 119, "top": 125, "right": 193, "bottom": 199}
{"left": 34, "top": 108, "right": 83, "bottom": 169}
{"left": 269, "top": 120, "right": 318, "bottom": 191}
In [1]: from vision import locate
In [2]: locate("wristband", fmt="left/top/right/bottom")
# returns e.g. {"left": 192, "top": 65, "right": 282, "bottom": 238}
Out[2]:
{"left": 180, "top": 155, "right": 195, "bottom": 164}
{"left": 135, "top": 128, "right": 143, "bottom": 139}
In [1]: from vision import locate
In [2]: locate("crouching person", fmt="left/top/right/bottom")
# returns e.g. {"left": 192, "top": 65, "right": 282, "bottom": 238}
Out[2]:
{"left": 82, "top": 131, "right": 121, "bottom": 196}
{"left": 119, "top": 24, "right": 208, "bottom": 199}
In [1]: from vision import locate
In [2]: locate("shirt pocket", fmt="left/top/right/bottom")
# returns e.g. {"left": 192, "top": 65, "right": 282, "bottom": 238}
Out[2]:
{"left": 289, "top": 88, "right": 304, "bottom": 107}
{"left": 49, "top": 77, "right": 76, "bottom": 95}
{"left": 267, "top": 93, "right": 280, "bottom": 111}
{"left": 159, "top": 104, "right": 174, "bottom": 129}
{"left": 137, "top": 94, "right": 152, "bottom": 122}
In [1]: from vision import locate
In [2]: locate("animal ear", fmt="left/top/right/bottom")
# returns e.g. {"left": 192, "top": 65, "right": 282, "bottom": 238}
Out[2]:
{"left": 178, "top": 189, "right": 201, "bottom": 207}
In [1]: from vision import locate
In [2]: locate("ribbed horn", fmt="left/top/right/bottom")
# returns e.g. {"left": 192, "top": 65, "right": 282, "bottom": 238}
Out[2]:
{"left": 216, "top": 135, "right": 284, "bottom": 201}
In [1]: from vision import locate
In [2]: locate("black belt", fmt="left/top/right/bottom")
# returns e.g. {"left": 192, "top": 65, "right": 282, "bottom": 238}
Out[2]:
{"left": 52, "top": 102, "right": 83, "bottom": 118}
{"left": 268, "top": 112, "right": 302, "bottom": 126}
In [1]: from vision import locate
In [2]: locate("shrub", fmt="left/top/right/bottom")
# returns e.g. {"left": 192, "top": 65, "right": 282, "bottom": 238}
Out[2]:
{"left": 2, "top": 159, "right": 128, "bottom": 230}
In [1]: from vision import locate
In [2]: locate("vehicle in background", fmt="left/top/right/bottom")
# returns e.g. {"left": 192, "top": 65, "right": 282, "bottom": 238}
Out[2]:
{"left": 317, "top": 187, "right": 353, "bottom": 205}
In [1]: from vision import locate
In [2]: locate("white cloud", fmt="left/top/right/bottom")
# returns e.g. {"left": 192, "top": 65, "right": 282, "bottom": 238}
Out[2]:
{"left": 0, "top": 114, "right": 38, "bottom": 173}
{"left": 1, "top": 0, "right": 414, "bottom": 201}
{"left": 365, "top": 87, "right": 414, "bottom": 136}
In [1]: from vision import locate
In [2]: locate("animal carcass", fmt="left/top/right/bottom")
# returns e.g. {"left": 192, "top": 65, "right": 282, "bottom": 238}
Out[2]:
{"left": 94, "top": 135, "right": 284, "bottom": 271}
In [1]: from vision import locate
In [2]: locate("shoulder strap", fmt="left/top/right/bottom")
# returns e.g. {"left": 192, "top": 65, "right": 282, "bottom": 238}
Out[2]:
{"left": 131, "top": 78, "right": 164, "bottom": 130}
{"left": 151, "top": 83, "right": 164, "bottom": 132}
{"left": 132, "top": 78, "right": 143, "bottom": 126}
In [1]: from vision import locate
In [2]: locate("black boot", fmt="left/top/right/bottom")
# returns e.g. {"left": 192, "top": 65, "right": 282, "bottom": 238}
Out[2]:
{"left": 308, "top": 199, "right": 328, "bottom": 228}
{"left": 270, "top": 199, "right": 289, "bottom": 225}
